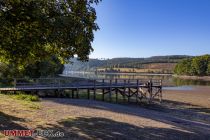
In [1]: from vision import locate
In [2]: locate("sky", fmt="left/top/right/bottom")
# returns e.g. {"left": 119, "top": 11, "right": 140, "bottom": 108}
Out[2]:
{"left": 90, "top": 0, "right": 210, "bottom": 58}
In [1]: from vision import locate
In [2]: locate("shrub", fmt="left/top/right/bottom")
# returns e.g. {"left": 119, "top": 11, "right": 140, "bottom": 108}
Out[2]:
{"left": 14, "top": 93, "right": 40, "bottom": 102}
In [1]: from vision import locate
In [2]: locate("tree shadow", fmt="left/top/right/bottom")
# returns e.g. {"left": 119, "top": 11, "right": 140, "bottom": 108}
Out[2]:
{"left": 37, "top": 116, "right": 207, "bottom": 140}
{"left": 44, "top": 98, "right": 210, "bottom": 121}
{"left": 0, "top": 111, "right": 34, "bottom": 140}
{"left": 150, "top": 99, "right": 210, "bottom": 123}
{"left": 43, "top": 98, "right": 210, "bottom": 136}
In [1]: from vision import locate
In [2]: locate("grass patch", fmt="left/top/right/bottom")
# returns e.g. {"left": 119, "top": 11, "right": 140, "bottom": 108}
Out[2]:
{"left": 0, "top": 134, "right": 5, "bottom": 139}
{"left": 0, "top": 93, "right": 41, "bottom": 110}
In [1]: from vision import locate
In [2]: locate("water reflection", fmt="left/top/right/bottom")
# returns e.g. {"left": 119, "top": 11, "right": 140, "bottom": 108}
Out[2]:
{"left": 61, "top": 72, "right": 171, "bottom": 80}
{"left": 62, "top": 72, "right": 210, "bottom": 87}
{"left": 172, "top": 77, "right": 210, "bottom": 86}
{"left": 163, "top": 86, "right": 194, "bottom": 91}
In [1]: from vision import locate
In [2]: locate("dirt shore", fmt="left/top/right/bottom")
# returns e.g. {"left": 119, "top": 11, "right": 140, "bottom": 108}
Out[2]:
{"left": 163, "top": 86, "right": 210, "bottom": 108}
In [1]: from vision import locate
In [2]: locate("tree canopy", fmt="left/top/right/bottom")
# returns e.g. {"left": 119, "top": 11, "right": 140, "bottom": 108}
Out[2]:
{"left": 0, "top": 0, "right": 100, "bottom": 68}
{"left": 0, "top": 56, "right": 64, "bottom": 85}
{"left": 174, "top": 55, "right": 210, "bottom": 76}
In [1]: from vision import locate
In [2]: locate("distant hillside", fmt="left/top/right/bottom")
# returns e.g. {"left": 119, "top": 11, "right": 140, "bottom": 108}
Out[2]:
{"left": 64, "top": 55, "right": 192, "bottom": 74}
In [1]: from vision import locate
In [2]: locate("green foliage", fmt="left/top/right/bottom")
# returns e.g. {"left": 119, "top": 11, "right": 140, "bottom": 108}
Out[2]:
{"left": 174, "top": 55, "right": 210, "bottom": 76}
{"left": 0, "top": 0, "right": 100, "bottom": 69}
{"left": 24, "top": 56, "right": 64, "bottom": 78}
{"left": 174, "top": 59, "right": 193, "bottom": 75}
{"left": 13, "top": 93, "right": 40, "bottom": 102}
{"left": 0, "top": 55, "right": 64, "bottom": 78}
{"left": 0, "top": 62, "right": 15, "bottom": 85}
{"left": 192, "top": 56, "right": 208, "bottom": 76}
{"left": 0, "top": 55, "right": 64, "bottom": 87}
{"left": 208, "top": 63, "right": 210, "bottom": 75}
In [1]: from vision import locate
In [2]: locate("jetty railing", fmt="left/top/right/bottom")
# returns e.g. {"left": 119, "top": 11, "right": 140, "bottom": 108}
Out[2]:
{"left": 1, "top": 78, "right": 163, "bottom": 103}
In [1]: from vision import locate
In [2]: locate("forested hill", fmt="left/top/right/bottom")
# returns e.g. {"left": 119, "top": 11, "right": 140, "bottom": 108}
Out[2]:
{"left": 64, "top": 55, "right": 192, "bottom": 72}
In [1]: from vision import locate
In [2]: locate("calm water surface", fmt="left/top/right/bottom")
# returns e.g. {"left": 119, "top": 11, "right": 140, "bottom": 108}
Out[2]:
{"left": 62, "top": 71, "right": 210, "bottom": 90}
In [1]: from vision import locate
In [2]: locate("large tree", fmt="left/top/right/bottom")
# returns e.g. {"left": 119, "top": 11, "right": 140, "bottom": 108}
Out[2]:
{"left": 0, "top": 0, "right": 100, "bottom": 69}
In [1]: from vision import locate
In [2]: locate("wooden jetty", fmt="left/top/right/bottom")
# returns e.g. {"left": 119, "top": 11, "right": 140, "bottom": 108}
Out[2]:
{"left": 0, "top": 78, "right": 162, "bottom": 103}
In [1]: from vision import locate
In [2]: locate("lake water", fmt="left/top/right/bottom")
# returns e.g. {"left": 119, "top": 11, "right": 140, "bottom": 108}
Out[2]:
{"left": 61, "top": 71, "right": 210, "bottom": 90}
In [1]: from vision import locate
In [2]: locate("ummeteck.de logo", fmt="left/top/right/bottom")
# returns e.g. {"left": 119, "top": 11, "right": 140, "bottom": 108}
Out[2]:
{"left": 1, "top": 129, "right": 64, "bottom": 138}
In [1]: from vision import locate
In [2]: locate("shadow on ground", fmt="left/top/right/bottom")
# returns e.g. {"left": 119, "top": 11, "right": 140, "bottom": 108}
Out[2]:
{"left": 0, "top": 111, "right": 34, "bottom": 140}
{"left": 44, "top": 97, "right": 210, "bottom": 124}
{"left": 37, "top": 116, "right": 207, "bottom": 140}
{"left": 41, "top": 98, "right": 210, "bottom": 139}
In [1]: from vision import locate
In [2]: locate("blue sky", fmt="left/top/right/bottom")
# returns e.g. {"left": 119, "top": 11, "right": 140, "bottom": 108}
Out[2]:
{"left": 90, "top": 0, "right": 210, "bottom": 58}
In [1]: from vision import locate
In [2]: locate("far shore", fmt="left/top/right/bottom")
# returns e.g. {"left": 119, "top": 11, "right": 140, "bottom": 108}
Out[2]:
{"left": 63, "top": 71, "right": 172, "bottom": 76}
{"left": 96, "top": 72, "right": 172, "bottom": 76}
{"left": 173, "top": 75, "right": 210, "bottom": 81}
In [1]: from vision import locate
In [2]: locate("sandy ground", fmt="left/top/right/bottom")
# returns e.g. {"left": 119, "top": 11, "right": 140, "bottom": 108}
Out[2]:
{"left": 0, "top": 86, "right": 210, "bottom": 140}
{"left": 163, "top": 86, "right": 210, "bottom": 108}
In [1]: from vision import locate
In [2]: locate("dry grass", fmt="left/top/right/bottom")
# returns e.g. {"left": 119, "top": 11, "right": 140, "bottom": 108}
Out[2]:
{"left": 98, "top": 63, "right": 176, "bottom": 73}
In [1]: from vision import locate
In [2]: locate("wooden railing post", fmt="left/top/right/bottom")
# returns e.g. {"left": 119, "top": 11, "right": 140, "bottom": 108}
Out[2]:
{"left": 159, "top": 80, "right": 162, "bottom": 102}
{"left": 93, "top": 80, "right": 96, "bottom": 100}
{"left": 115, "top": 79, "right": 118, "bottom": 102}
{"left": 148, "top": 80, "right": 153, "bottom": 103}
{"left": 76, "top": 88, "right": 79, "bottom": 99}
{"left": 109, "top": 79, "right": 112, "bottom": 102}
{"left": 136, "top": 79, "right": 139, "bottom": 102}
{"left": 102, "top": 79, "right": 105, "bottom": 101}
{"left": 123, "top": 79, "right": 126, "bottom": 101}
{"left": 72, "top": 90, "right": 74, "bottom": 98}
{"left": 87, "top": 89, "right": 90, "bottom": 99}
{"left": 128, "top": 79, "right": 130, "bottom": 102}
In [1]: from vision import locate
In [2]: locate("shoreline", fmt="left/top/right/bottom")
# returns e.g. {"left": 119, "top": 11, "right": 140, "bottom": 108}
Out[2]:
{"left": 173, "top": 75, "right": 210, "bottom": 81}
{"left": 95, "top": 72, "right": 172, "bottom": 76}
{"left": 62, "top": 72, "right": 172, "bottom": 76}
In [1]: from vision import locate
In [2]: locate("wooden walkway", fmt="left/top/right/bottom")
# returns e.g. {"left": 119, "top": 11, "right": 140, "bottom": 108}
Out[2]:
{"left": 0, "top": 78, "right": 162, "bottom": 103}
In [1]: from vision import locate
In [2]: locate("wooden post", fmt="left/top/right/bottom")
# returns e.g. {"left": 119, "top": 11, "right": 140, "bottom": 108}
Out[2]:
{"left": 159, "top": 80, "right": 162, "bottom": 102}
{"left": 115, "top": 79, "right": 118, "bottom": 102}
{"left": 102, "top": 79, "right": 105, "bottom": 101}
{"left": 109, "top": 79, "right": 112, "bottom": 102}
{"left": 76, "top": 88, "right": 79, "bottom": 99}
{"left": 148, "top": 80, "right": 152, "bottom": 103}
{"left": 72, "top": 90, "right": 74, "bottom": 98}
{"left": 128, "top": 79, "right": 130, "bottom": 103}
{"left": 123, "top": 79, "right": 126, "bottom": 102}
{"left": 136, "top": 79, "right": 139, "bottom": 103}
{"left": 93, "top": 80, "right": 96, "bottom": 100}
{"left": 87, "top": 89, "right": 90, "bottom": 99}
